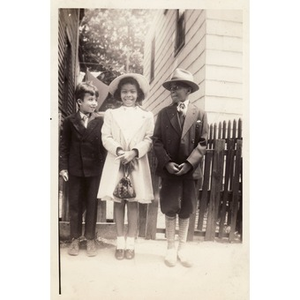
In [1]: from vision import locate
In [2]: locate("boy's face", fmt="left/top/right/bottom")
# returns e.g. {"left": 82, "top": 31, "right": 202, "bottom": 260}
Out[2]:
{"left": 170, "top": 83, "right": 191, "bottom": 103}
{"left": 78, "top": 93, "right": 98, "bottom": 114}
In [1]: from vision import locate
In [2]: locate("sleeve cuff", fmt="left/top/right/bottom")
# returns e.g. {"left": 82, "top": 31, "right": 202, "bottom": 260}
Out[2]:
{"left": 116, "top": 147, "right": 124, "bottom": 155}
{"left": 132, "top": 148, "right": 139, "bottom": 158}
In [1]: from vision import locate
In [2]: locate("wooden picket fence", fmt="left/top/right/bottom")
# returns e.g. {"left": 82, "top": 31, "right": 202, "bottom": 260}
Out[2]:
{"left": 59, "top": 118, "right": 243, "bottom": 243}
{"left": 196, "top": 119, "right": 243, "bottom": 242}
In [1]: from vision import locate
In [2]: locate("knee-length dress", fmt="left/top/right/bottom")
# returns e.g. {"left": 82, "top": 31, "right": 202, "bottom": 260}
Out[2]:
{"left": 97, "top": 106, "right": 154, "bottom": 203}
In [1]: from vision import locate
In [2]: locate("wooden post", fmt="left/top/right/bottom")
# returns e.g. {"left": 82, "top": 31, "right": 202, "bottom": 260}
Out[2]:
{"left": 222, "top": 121, "right": 227, "bottom": 141}
{"left": 232, "top": 119, "right": 237, "bottom": 141}
{"left": 138, "top": 203, "right": 147, "bottom": 238}
{"left": 219, "top": 139, "right": 235, "bottom": 238}
{"left": 229, "top": 139, "right": 242, "bottom": 242}
{"left": 218, "top": 121, "right": 222, "bottom": 139}
{"left": 205, "top": 140, "right": 225, "bottom": 241}
{"left": 143, "top": 150, "right": 159, "bottom": 240}
{"left": 208, "top": 124, "right": 213, "bottom": 149}
{"left": 213, "top": 123, "right": 217, "bottom": 149}
{"left": 197, "top": 150, "right": 213, "bottom": 231}
{"left": 187, "top": 180, "right": 201, "bottom": 241}
{"left": 96, "top": 201, "right": 107, "bottom": 223}
{"left": 145, "top": 175, "right": 159, "bottom": 240}
{"left": 238, "top": 118, "right": 242, "bottom": 139}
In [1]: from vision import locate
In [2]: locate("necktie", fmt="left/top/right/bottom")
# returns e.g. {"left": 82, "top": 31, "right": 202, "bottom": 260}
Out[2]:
{"left": 82, "top": 115, "right": 88, "bottom": 128}
{"left": 177, "top": 103, "right": 185, "bottom": 128}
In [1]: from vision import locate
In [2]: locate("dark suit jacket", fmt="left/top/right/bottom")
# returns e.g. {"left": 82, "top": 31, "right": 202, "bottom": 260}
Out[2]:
{"left": 59, "top": 111, "right": 105, "bottom": 177}
{"left": 152, "top": 102, "right": 208, "bottom": 180}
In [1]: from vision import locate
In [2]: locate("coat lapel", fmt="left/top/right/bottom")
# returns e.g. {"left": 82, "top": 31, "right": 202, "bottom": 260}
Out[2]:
{"left": 167, "top": 106, "right": 181, "bottom": 136}
{"left": 70, "top": 111, "right": 86, "bottom": 136}
{"left": 84, "top": 112, "right": 101, "bottom": 138}
{"left": 181, "top": 104, "right": 197, "bottom": 138}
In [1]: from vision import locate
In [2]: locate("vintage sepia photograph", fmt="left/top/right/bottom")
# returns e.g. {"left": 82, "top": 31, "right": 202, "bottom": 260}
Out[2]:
{"left": 51, "top": 1, "right": 249, "bottom": 299}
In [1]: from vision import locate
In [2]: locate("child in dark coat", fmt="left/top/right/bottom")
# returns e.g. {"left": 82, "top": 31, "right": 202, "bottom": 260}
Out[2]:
{"left": 152, "top": 69, "right": 208, "bottom": 267}
{"left": 59, "top": 81, "right": 105, "bottom": 256}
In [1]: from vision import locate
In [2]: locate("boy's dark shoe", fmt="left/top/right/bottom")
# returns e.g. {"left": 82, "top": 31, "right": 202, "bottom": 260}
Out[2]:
{"left": 68, "top": 238, "right": 80, "bottom": 256}
{"left": 86, "top": 239, "right": 97, "bottom": 257}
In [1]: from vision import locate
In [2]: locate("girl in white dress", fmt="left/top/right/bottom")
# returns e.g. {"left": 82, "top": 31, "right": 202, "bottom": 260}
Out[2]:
{"left": 97, "top": 73, "right": 154, "bottom": 260}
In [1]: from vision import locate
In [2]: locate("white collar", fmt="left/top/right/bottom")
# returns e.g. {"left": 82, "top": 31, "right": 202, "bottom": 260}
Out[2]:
{"left": 177, "top": 99, "right": 189, "bottom": 107}
{"left": 79, "top": 111, "right": 90, "bottom": 119}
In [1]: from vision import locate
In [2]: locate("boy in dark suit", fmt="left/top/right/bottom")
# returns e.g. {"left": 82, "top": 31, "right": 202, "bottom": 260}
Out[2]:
{"left": 152, "top": 69, "right": 208, "bottom": 267}
{"left": 59, "top": 81, "right": 105, "bottom": 257}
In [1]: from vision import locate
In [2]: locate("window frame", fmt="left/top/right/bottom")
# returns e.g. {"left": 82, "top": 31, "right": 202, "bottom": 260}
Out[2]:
{"left": 174, "top": 9, "right": 186, "bottom": 56}
{"left": 150, "top": 36, "right": 155, "bottom": 83}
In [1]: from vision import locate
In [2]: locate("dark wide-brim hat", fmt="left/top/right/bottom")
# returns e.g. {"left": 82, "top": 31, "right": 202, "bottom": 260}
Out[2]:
{"left": 162, "top": 68, "right": 199, "bottom": 93}
{"left": 108, "top": 73, "right": 150, "bottom": 98}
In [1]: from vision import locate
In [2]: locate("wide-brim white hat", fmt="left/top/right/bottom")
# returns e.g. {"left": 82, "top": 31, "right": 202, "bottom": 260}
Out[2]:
{"left": 162, "top": 68, "right": 199, "bottom": 93}
{"left": 108, "top": 73, "right": 150, "bottom": 98}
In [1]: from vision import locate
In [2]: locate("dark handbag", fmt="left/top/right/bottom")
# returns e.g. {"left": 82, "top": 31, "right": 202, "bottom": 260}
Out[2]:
{"left": 113, "top": 163, "right": 136, "bottom": 199}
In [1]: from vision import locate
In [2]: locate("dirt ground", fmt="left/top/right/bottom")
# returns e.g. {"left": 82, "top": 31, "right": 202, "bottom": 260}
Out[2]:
{"left": 56, "top": 236, "right": 249, "bottom": 300}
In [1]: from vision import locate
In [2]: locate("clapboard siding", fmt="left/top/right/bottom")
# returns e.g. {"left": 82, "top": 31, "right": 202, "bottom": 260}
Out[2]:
{"left": 206, "top": 35, "right": 243, "bottom": 53}
{"left": 206, "top": 9, "right": 243, "bottom": 23}
{"left": 206, "top": 19, "right": 243, "bottom": 38}
{"left": 204, "top": 10, "right": 243, "bottom": 122}
{"left": 143, "top": 9, "right": 207, "bottom": 117}
{"left": 206, "top": 80, "right": 243, "bottom": 99}
{"left": 206, "top": 65, "right": 243, "bottom": 83}
{"left": 143, "top": 9, "right": 243, "bottom": 123}
{"left": 206, "top": 49, "right": 242, "bottom": 68}
{"left": 58, "top": 9, "right": 81, "bottom": 122}
{"left": 206, "top": 96, "right": 243, "bottom": 115}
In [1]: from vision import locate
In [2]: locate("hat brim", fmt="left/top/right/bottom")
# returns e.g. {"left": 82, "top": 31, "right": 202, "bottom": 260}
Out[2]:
{"left": 108, "top": 73, "right": 150, "bottom": 98}
{"left": 162, "top": 79, "right": 199, "bottom": 93}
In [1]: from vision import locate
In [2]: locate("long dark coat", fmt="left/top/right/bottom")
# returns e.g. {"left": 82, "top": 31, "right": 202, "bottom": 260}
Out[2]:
{"left": 152, "top": 102, "right": 208, "bottom": 180}
{"left": 59, "top": 111, "right": 105, "bottom": 177}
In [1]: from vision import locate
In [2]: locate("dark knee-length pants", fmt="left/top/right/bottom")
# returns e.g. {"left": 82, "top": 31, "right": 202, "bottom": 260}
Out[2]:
{"left": 159, "top": 178, "right": 198, "bottom": 219}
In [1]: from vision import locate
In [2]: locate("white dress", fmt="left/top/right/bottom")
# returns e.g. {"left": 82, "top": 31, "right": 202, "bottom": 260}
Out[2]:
{"left": 97, "top": 106, "right": 154, "bottom": 203}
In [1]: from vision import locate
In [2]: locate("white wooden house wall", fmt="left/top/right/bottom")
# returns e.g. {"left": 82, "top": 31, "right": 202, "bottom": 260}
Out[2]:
{"left": 143, "top": 9, "right": 243, "bottom": 124}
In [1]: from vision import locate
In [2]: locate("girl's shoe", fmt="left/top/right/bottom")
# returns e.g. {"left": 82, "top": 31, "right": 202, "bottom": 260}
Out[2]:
{"left": 115, "top": 249, "right": 125, "bottom": 260}
{"left": 125, "top": 249, "right": 135, "bottom": 259}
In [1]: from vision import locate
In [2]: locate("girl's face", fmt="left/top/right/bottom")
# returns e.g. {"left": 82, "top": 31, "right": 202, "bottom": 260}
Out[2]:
{"left": 120, "top": 83, "right": 138, "bottom": 107}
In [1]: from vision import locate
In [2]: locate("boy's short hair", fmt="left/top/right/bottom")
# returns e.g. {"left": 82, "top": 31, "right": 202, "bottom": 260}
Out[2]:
{"left": 75, "top": 81, "right": 99, "bottom": 102}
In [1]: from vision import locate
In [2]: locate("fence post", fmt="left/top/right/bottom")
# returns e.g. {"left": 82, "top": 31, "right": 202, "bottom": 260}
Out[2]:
{"left": 197, "top": 150, "right": 213, "bottom": 231}
{"left": 229, "top": 139, "right": 242, "bottom": 242}
{"left": 187, "top": 179, "right": 202, "bottom": 241}
{"left": 145, "top": 174, "right": 159, "bottom": 239}
{"left": 138, "top": 203, "right": 147, "bottom": 237}
{"left": 219, "top": 139, "right": 235, "bottom": 238}
{"left": 205, "top": 139, "right": 225, "bottom": 241}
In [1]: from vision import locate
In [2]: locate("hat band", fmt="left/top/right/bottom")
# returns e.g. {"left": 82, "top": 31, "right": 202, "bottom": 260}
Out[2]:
{"left": 171, "top": 76, "right": 193, "bottom": 81}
